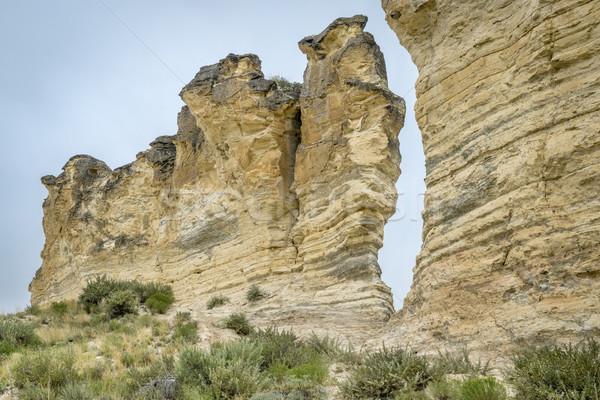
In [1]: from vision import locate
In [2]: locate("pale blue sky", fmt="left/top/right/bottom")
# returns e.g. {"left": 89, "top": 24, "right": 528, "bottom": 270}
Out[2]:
{"left": 0, "top": 0, "right": 424, "bottom": 313}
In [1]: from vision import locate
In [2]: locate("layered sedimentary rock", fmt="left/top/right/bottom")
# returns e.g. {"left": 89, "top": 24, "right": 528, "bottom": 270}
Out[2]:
{"left": 30, "top": 16, "right": 404, "bottom": 335}
{"left": 382, "top": 0, "right": 600, "bottom": 360}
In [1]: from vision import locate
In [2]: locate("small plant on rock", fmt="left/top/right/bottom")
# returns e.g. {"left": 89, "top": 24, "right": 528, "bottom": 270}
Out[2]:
{"left": 207, "top": 295, "right": 230, "bottom": 310}
{"left": 224, "top": 313, "right": 253, "bottom": 336}
{"left": 247, "top": 285, "right": 266, "bottom": 302}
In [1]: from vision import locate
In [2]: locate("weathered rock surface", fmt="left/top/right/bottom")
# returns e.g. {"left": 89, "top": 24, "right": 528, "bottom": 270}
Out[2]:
{"left": 30, "top": 16, "right": 404, "bottom": 337}
{"left": 382, "top": 0, "right": 600, "bottom": 361}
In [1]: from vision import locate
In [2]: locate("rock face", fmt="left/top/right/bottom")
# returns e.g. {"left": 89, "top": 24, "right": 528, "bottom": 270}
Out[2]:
{"left": 30, "top": 16, "right": 405, "bottom": 336}
{"left": 382, "top": 0, "right": 600, "bottom": 360}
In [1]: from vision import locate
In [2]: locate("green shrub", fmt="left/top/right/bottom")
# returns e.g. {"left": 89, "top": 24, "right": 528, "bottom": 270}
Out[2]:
{"left": 267, "top": 357, "right": 328, "bottom": 385}
{"left": 133, "top": 281, "right": 174, "bottom": 303}
{"left": 173, "top": 311, "right": 192, "bottom": 326}
{"left": 78, "top": 275, "right": 122, "bottom": 313}
{"left": 340, "top": 346, "right": 431, "bottom": 399}
{"left": 247, "top": 284, "right": 266, "bottom": 302}
{"left": 175, "top": 346, "right": 212, "bottom": 386}
{"left": 173, "top": 321, "right": 199, "bottom": 343}
{"left": 78, "top": 275, "right": 173, "bottom": 313}
{"left": 269, "top": 75, "right": 296, "bottom": 90}
{"left": 58, "top": 382, "right": 93, "bottom": 400}
{"left": 0, "top": 379, "right": 7, "bottom": 394}
{"left": 507, "top": 340, "right": 600, "bottom": 400}
{"left": 12, "top": 347, "right": 78, "bottom": 389}
{"left": 455, "top": 377, "right": 507, "bottom": 400}
{"left": 17, "top": 384, "right": 49, "bottom": 400}
{"left": 427, "top": 378, "right": 456, "bottom": 400}
{"left": 251, "top": 327, "right": 312, "bottom": 370}
{"left": 252, "top": 377, "right": 327, "bottom": 400}
{"left": 305, "top": 333, "right": 342, "bottom": 359}
{"left": 50, "top": 301, "right": 69, "bottom": 317}
{"left": 430, "top": 350, "right": 490, "bottom": 379}
{"left": 0, "top": 319, "right": 40, "bottom": 348}
{"left": 0, "top": 340, "right": 16, "bottom": 356}
{"left": 24, "top": 304, "right": 41, "bottom": 316}
{"left": 207, "top": 295, "right": 230, "bottom": 310}
{"left": 145, "top": 293, "right": 175, "bottom": 314}
{"left": 209, "top": 339, "right": 264, "bottom": 398}
{"left": 128, "top": 356, "right": 176, "bottom": 394}
{"left": 105, "top": 289, "right": 138, "bottom": 319}
{"left": 224, "top": 313, "right": 253, "bottom": 336}
{"left": 176, "top": 339, "right": 264, "bottom": 398}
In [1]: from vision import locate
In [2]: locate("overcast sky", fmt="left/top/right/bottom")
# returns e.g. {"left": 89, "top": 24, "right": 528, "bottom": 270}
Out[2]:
{"left": 0, "top": 0, "right": 424, "bottom": 313}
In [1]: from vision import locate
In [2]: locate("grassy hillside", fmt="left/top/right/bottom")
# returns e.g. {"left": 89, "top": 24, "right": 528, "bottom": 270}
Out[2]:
{"left": 0, "top": 279, "right": 599, "bottom": 399}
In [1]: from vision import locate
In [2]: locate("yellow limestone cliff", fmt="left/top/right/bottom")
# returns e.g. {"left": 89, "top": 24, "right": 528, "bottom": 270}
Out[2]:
{"left": 382, "top": 0, "right": 600, "bottom": 361}
{"left": 30, "top": 16, "right": 405, "bottom": 335}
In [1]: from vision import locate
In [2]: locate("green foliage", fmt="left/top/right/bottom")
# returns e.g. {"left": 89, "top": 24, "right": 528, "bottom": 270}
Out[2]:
{"left": 24, "top": 304, "right": 41, "bottom": 316}
{"left": 252, "top": 378, "right": 327, "bottom": 400}
{"left": 224, "top": 313, "right": 253, "bottom": 336}
{"left": 176, "top": 339, "right": 264, "bottom": 398}
{"left": 173, "top": 321, "right": 199, "bottom": 343}
{"left": 78, "top": 275, "right": 122, "bottom": 313}
{"left": 0, "top": 340, "right": 16, "bottom": 356}
{"left": 507, "top": 340, "right": 600, "bottom": 400}
{"left": 0, "top": 318, "right": 40, "bottom": 349}
{"left": 430, "top": 350, "right": 490, "bottom": 379}
{"left": 251, "top": 327, "right": 312, "bottom": 370}
{"left": 455, "top": 377, "right": 507, "bottom": 400}
{"left": 50, "top": 301, "right": 69, "bottom": 317}
{"left": 427, "top": 378, "right": 456, "bottom": 400}
{"left": 339, "top": 346, "right": 431, "bottom": 399}
{"left": 58, "top": 383, "right": 93, "bottom": 400}
{"left": 176, "top": 346, "right": 212, "bottom": 386}
{"left": 305, "top": 333, "right": 342, "bottom": 359}
{"left": 247, "top": 284, "right": 266, "bottom": 302}
{"left": 269, "top": 75, "right": 296, "bottom": 90}
{"left": 206, "top": 295, "right": 230, "bottom": 310}
{"left": 173, "top": 311, "right": 192, "bottom": 326}
{"left": 145, "top": 293, "right": 175, "bottom": 314}
{"left": 268, "top": 357, "right": 328, "bottom": 385}
{"left": 105, "top": 289, "right": 138, "bottom": 319}
{"left": 127, "top": 356, "right": 176, "bottom": 396}
{"left": 133, "top": 281, "right": 174, "bottom": 304}
{"left": 0, "top": 379, "right": 7, "bottom": 394}
{"left": 208, "top": 343, "right": 264, "bottom": 399}
{"left": 78, "top": 275, "right": 174, "bottom": 314}
{"left": 18, "top": 384, "right": 49, "bottom": 400}
{"left": 12, "top": 347, "right": 78, "bottom": 389}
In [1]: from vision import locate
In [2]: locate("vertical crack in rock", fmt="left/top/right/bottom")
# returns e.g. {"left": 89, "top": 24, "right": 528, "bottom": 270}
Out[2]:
{"left": 382, "top": 0, "right": 600, "bottom": 362}
{"left": 30, "top": 16, "right": 405, "bottom": 338}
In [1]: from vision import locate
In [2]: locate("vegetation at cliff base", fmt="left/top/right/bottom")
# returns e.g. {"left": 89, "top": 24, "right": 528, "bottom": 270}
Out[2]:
{"left": 78, "top": 275, "right": 175, "bottom": 317}
{"left": 0, "top": 297, "right": 599, "bottom": 399}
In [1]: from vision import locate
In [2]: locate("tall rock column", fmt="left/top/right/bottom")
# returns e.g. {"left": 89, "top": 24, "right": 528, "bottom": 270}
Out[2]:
{"left": 293, "top": 15, "right": 405, "bottom": 324}
{"left": 382, "top": 0, "right": 600, "bottom": 360}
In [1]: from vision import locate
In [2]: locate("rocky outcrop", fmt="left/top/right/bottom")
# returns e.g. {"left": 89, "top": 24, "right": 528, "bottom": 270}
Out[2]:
{"left": 30, "top": 16, "right": 405, "bottom": 336}
{"left": 382, "top": 0, "right": 600, "bottom": 361}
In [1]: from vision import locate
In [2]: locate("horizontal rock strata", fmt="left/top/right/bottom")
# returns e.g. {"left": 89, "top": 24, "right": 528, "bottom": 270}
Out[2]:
{"left": 30, "top": 16, "right": 405, "bottom": 336}
{"left": 382, "top": 0, "right": 600, "bottom": 361}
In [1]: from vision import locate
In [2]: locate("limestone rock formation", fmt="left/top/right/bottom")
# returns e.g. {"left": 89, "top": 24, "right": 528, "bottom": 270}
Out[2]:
{"left": 382, "top": 0, "right": 600, "bottom": 361}
{"left": 30, "top": 16, "right": 405, "bottom": 336}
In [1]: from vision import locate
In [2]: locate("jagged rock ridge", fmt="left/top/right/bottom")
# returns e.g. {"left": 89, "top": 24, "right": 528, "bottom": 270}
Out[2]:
{"left": 30, "top": 16, "right": 405, "bottom": 336}
{"left": 382, "top": 0, "right": 600, "bottom": 361}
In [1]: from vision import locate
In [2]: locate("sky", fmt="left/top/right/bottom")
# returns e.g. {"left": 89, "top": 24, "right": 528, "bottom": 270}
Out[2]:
{"left": 0, "top": 0, "right": 424, "bottom": 313}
